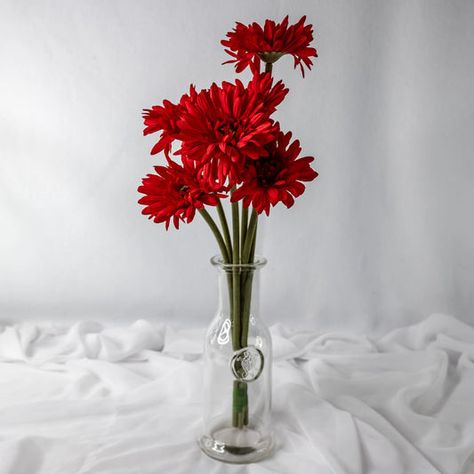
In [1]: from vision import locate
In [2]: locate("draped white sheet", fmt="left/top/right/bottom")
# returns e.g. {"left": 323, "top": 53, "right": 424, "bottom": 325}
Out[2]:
{"left": 0, "top": 314, "right": 473, "bottom": 474}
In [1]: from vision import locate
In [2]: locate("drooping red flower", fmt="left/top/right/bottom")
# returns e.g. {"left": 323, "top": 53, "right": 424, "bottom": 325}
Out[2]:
{"left": 231, "top": 129, "right": 318, "bottom": 215}
{"left": 221, "top": 16, "right": 318, "bottom": 77}
{"left": 248, "top": 72, "right": 288, "bottom": 114}
{"left": 143, "top": 100, "right": 182, "bottom": 157}
{"left": 138, "top": 157, "right": 225, "bottom": 230}
{"left": 174, "top": 74, "right": 288, "bottom": 185}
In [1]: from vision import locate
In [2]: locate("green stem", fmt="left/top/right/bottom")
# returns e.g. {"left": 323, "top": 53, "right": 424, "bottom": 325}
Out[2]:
{"left": 231, "top": 190, "right": 241, "bottom": 352}
{"left": 240, "top": 274, "right": 253, "bottom": 349}
{"left": 232, "top": 380, "right": 247, "bottom": 429}
{"left": 198, "top": 208, "right": 230, "bottom": 263}
{"left": 216, "top": 200, "right": 232, "bottom": 261}
{"left": 242, "top": 209, "right": 258, "bottom": 264}
{"left": 249, "top": 221, "right": 257, "bottom": 263}
{"left": 265, "top": 62, "right": 273, "bottom": 74}
{"left": 215, "top": 201, "right": 234, "bottom": 329}
{"left": 240, "top": 204, "right": 248, "bottom": 258}
{"left": 231, "top": 192, "right": 240, "bottom": 264}
{"left": 240, "top": 215, "right": 258, "bottom": 349}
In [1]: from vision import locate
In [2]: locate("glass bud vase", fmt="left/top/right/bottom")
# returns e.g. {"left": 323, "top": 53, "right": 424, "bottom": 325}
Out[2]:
{"left": 198, "top": 255, "right": 273, "bottom": 463}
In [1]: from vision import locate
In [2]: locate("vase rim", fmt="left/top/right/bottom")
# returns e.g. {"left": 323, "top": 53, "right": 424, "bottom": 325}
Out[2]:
{"left": 210, "top": 254, "right": 267, "bottom": 270}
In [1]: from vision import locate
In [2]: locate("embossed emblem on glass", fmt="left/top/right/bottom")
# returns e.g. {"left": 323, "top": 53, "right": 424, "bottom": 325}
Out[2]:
{"left": 231, "top": 346, "right": 264, "bottom": 382}
{"left": 217, "top": 319, "right": 231, "bottom": 345}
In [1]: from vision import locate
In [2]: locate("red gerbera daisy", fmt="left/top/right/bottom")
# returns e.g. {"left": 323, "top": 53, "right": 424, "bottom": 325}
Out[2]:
{"left": 175, "top": 74, "right": 288, "bottom": 185}
{"left": 221, "top": 16, "right": 318, "bottom": 77}
{"left": 142, "top": 86, "right": 199, "bottom": 157}
{"left": 138, "top": 157, "right": 225, "bottom": 230}
{"left": 248, "top": 72, "right": 288, "bottom": 114}
{"left": 231, "top": 129, "right": 318, "bottom": 215}
{"left": 143, "top": 100, "right": 181, "bottom": 157}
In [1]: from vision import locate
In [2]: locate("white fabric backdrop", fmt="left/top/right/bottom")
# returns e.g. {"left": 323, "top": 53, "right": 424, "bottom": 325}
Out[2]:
{"left": 0, "top": 314, "right": 473, "bottom": 473}
{"left": 1, "top": 0, "right": 473, "bottom": 331}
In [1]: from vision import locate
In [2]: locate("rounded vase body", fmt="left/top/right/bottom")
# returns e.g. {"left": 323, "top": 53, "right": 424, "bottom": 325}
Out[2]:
{"left": 198, "top": 256, "right": 273, "bottom": 463}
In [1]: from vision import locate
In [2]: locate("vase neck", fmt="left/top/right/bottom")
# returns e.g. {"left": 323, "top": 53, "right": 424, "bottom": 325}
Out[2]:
{"left": 216, "top": 266, "right": 262, "bottom": 316}
{"left": 213, "top": 256, "right": 266, "bottom": 351}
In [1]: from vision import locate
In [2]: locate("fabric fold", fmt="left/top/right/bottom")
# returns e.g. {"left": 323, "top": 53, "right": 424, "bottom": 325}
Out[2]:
{"left": 0, "top": 314, "right": 472, "bottom": 473}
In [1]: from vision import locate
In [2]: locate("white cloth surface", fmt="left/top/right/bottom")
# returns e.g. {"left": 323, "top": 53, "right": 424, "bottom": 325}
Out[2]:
{"left": 0, "top": 314, "right": 473, "bottom": 474}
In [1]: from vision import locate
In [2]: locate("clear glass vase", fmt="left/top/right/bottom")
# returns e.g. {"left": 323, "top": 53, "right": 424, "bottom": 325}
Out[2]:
{"left": 198, "top": 255, "right": 273, "bottom": 463}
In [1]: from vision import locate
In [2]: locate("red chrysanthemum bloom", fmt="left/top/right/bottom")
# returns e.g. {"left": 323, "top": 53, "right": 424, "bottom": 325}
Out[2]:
{"left": 138, "top": 158, "right": 225, "bottom": 230}
{"left": 231, "top": 129, "right": 318, "bottom": 215}
{"left": 221, "top": 16, "right": 317, "bottom": 77}
{"left": 175, "top": 74, "right": 288, "bottom": 185}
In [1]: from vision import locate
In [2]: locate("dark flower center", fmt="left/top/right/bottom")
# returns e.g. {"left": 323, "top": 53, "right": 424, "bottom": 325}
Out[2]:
{"left": 176, "top": 184, "right": 190, "bottom": 197}
{"left": 217, "top": 120, "right": 238, "bottom": 140}
{"left": 255, "top": 154, "right": 282, "bottom": 187}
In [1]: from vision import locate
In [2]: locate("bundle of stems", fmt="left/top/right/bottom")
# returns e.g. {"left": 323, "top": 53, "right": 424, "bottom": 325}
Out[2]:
{"left": 199, "top": 195, "right": 258, "bottom": 429}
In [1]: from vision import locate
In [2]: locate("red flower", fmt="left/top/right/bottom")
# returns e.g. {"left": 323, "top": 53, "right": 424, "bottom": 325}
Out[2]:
{"left": 248, "top": 73, "right": 288, "bottom": 114}
{"left": 143, "top": 99, "right": 182, "bottom": 157}
{"left": 175, "top": 74, "right": 288, "bottom": 185}
{"left": 138, "top": 158, "right": 225, "bottom": 230}
{"left": 221, "top": 16, "right": 317, "bottom": 77}
{"left": 231, "top": 129, "right": 318, "bottom": 215}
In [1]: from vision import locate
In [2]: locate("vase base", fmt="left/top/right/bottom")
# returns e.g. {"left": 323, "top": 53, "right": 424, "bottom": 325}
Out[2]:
{"left": 199, "top": 426, "right": 273, "bottom": 464}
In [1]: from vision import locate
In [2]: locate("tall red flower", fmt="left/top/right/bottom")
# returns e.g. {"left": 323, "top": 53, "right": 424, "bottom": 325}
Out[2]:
{"left": 175, "top": 74, "right": 288, "bottom": 185}
{"left": 221, "top": 16, "right": 317, "bottom": 77}
{"left": 231, "top": 129, "right": 318, "bottom": 215}
{"left": 138, "top": 157, "right": 225, "bottom": 230}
